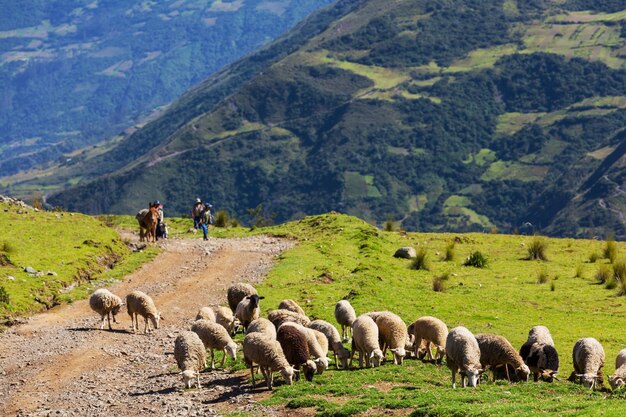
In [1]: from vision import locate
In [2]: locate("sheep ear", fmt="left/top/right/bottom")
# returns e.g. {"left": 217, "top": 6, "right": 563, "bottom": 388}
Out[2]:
{"left": 314, "top": 358, "right": 321, "bottom": 363}
{"left": 258, "top": 296, "right": 265, "bottom": 299}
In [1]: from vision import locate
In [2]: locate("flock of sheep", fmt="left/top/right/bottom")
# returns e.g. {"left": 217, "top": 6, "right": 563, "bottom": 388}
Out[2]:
{"left": 88, "top": 283, "right": 626, "bottom": 392}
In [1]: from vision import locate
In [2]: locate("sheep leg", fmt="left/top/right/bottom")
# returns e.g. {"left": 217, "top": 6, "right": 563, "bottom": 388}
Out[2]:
{"left": 451, "top": 370, "right": 457, "bottom": 389}
{"left": 427, "top": 342, "right": 434, "bottom": 361}
{"left": 365, "top": 350, "right": 370, "bottom": 368}
{"left": 461, "top": 373, "right": 467, "bottom": 388}
{"left": 196, "top": 372, "right": 201, "bottom": 389}
{"left": 99, "top": 315, "right": 106, "bottom": 330}
{"left": 209, "top": 349, "right": 215, "bottom": 369}
{"left": 249, "top": 364, "right": 256, "bottom": 387}
{"left": 505, "top": 365, "right": 511, "bottom": 383}
{"left": 220, "top": 349, "right": 227, "bottom": 368}
{"left": 533, "top": 372, "right": 539, "bottom": 382}
{"left": 144, "top": 317, "right": 149, "bottom": 334}
{"left": 107, "top": 313, "right": 112, "bottom": 330}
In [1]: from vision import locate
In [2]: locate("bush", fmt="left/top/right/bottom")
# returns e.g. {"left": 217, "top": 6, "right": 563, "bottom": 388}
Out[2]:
{"left": 214, "top": 210, "right": 229, "bottom": 228}
{"left": 537, "top": 268, "right": 549, "bottom": 284}
{"left": 595, "top": 264, "right": 612, "bottom": 284}
{"left": 604, "top": 237, "right": 617, "bottom": 263}
{"left": 230, "top": 219, "right": 241, "bottom": 228}
{"left": 614, "top": 260, "right": 626, "bottom": 282}
{"left": 589, "top": 253, "right": 600, "bottom": 263}
{"left": 383, "top": 219, "right": 397, "bottom": 232}
{"left": 432, "top": 273, "right": 450, "bottom": 292}
{"left": 411, "top": 248, "right": 430, "bottom": 271}
{"left": 443, "top": 242, "right": 455, "bottom": 262}
{"left": 526, "top": 236, "right": 548, "bottom": 261}
{"left": 463, "top": 251, "right": 488, "bottom": 268}
{"left": 0, "top": 286, "right": 9, "bottom": 305}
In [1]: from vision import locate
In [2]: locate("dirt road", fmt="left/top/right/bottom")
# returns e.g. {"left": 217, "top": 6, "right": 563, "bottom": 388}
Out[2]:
{"left": 0, "top": 235, "right": 295, "bottom": 416}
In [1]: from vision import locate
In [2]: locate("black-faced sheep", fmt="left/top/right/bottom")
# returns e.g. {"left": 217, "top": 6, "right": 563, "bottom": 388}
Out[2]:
{"left": 191, "top": 319, "right": 238, "bottom": 369}
{"left": 174, "top": 331, "right": 206, "bottom": 389}
{"left": 277, "top": 324, "right": 316, "bottom": 382}
{"left": 89, "top": 288, "right": 124, "bottom": 330}
{"left": 445, "top": 326, "right": 482, "bottom": 388}
{"left": 608, "top": 349, "right": 626, "bottom": 390}
{"left": 569, "top": 337, "right": 605, "bottom": 389}
{"left": 350, "top": 314, "right": 383, "bottom": 368}
{"left": 235, "top": 294, "right": 263, "bottom": 332}
{"left": 335, "top": 300, "right": 356, "bottom": 342}
{"left": 126, "top": 290, "right": 163, "bottom": 334}
{"left": 475, "top": 333, "right": 530, "bottom": 383}
{"left": 243, "top": 332, "right": 294, "bottom": 390}
{"left": 227, "top": 282, "right": 258, "bottom": 313}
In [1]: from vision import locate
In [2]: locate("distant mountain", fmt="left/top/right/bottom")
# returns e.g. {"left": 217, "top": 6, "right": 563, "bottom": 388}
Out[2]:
{"left": 0, "top": 0, "right": 334, "bottom": 176}
{"left": 17, "top": 0, "right": 626, "bottom": 238}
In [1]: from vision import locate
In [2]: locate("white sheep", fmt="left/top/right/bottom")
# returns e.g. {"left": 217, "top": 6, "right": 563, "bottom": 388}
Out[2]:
{"left": 126, "top": 290, "right": 163, "bottom": 334}
{"left": 475, "top": 333, "right": 530, "bottom": 382}
{"left": 247, "top": 318, "right": 277, "bottom": 339}
{"left": 608, "top": 349, "right": 626, "bottom": 390}
{"left": 278, "top": 299, "right": 307, "bottom": 316}
{"left": 373, "top": 311, "right": 408, "bottom": 365}
{"left": 191, "top": 319, "right": 238, "bottom": 369}
{"left": 350, "top": 314, "right": 383, "bottom": 368}
{"left": 445, "top": 326, "right": 482, "bottom": 388}
{"left": 215, "top": 305, "right": 237, "bottom": 335}
{"left": 89, "top": 288, "right": 124, "bottom": 330}
{"left": 235, "top": 294, "right": 263, "bottom": 332}
{"left": 243, "top": 332, "right": 295, "bottom": 390}
{"left": 174, "top": 331, "right": 206, "bottom": 389}
{"left": 569, "top": 337, "right": 605, "bottom": 389}
{"left": 267, "top": 309, "right": 311, "bottom": 328}
{"left": 410, "top": 316, "right": 448, "bottom": 362}
{"left": 309, "top": 319, "right": 351, "bottom": 369}
{"left": 227, "top": 282, "right": 258, "bottom": 313}
{"left": 526, "top": 325, "right": 555, "bottom": 346}
{"left": 279, "top": 322, "right": 329, "bottom": 374}
{"left": 335, "top": 300, "right": 356, "bottom": 342}
{"left": 195, "top": 306, "right": 216, "bottom": 321}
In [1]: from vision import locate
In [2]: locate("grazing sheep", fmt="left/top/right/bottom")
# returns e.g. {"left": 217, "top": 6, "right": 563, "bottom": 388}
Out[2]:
{"left": 267, "top": 309, "right": 311, "bottom": 328}
{"left": 309, "top": 320, "right": 351, "bottom": 369}
{"left": 277, "top": 324, "right": 317, "bottom": 382}
{"left": 195, "top": 306, "right": 216, "bottom": 321}
{"left": 126, "top": 290, "right": 163, "bottom": 334}
{"left": 280, "top": 322, "right": 329, "bottom": 374}
{"left": 278, "top": 299, "right": 307, "bottom": 316}
{"left": 227, "top": 283, "right": 257, "bottom": 313}
{"left": 215, "top": 305, "right": 237, "bottom": 335}
{"left": 174, "top": 331, "right": 206, "bottom": 389}
{"left": 373, "top": 311, "right": 408, "bottom": 365}
{"left": 235, "top": 294, "right": 263, "bottom": 332}
{"left": 569, "top": 337, "right": 605, "bottom": 389}
{"left": 608, "top": 349, "right": 626, "bottom": 390}
{"left": 475, "top": 333, "right": 530, "bottom": 383}
{"left": 335, "top": 300, "right": 356, "bottom": 342}
{"left": 243, "top": 332, "right": 295, "bottom": 390}
{"left": 247, "top": 318, "right": 277, "bottom": 340}
{"left": 350, "top": 314, "right": 383, "bottom": 368}
{"left": 89, "top": 289, "right": 123, "bottom": 330}
{"left": 410, "top": 316, "right": 448, "bottom": 362}
{"left": 446, "top": 327, "right": 483, "bottom": 388}
{"left": 191, "top": 319, "right": 238, "bottom": 369}
{"left": 520, "top": 325, "right": 559, "bottom": 382}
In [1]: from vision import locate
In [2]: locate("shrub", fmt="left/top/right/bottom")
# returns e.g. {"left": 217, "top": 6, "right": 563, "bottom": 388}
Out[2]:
{"left": 443, "top": 242, "right": 455, "bottom": 262}
{"left": 383, "top": 219, "right": 397, "bottom": 232}
{"left": 589, "top": 253, "right": 600, "bottom": 263}
{"left": 230, "top": 219, "right": 241, "bottom": 228}
{"left": 432, "top": 273, "right": 450, "bottom": 292}
{"left": 575, "top": 264, "right": 584, "bottom": 278}
{"left": 606, "top": 277, "right": 618, "bottom": 290}
{"left": 0, "top": 241, "right": 15, "bottom": 254}
{"left": 0, "top": 286, "right": 9, "bottom": 305}
{"left": 463, "top": 251, "right": 488, "bottom": 268}
{"left": 537, "top": 268, "right": 549, "bottom": 284}
{"left": 526, "top": 236, "right": 548, "bottom": 261}
{"left": 618, "top": 279, "right": 626, "bottom": 296}
{"left": 604, "top": 237, "right": 617, "bottom": 263}
{"left": 411, "top": 248, "right": 430, "bottom": 271}
{"left": 595, "top": 264, "right": 612, "bottom": 284}
{"left": 214, "top": 210, "right": 229, "bottom": 228}
{"left": 614, "top": 260, "right": 626, "bottom": 283}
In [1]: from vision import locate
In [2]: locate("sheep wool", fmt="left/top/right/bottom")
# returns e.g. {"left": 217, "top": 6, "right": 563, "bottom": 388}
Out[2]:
{"left": 609, "top": 349, "right": 626, "bottom": 390}
{"left": 334, "top": 300, "right": 357, "bottom": 342}
{"left": 247, "top": 318, "right": 277, "bottom": 340}
{"left": 235, "top": 294, "right": 262, "bottom": 331}
{"left": 570, "top": 337, "right": 605, "bottom": 389}
{"left": 475, "top": 333, "right": 530, "bottom": 382}
{"left": 214, "top": 306, "right": 237, "bottom": 335}
{"left": 309, "top": 320, "right": 351, "bottom": 370}
{"left": 227, "top": 283, "right": 257, "bottom": 313}
{"left": 373, "top": 311, "right": 408, "bottom": 365}
{"left": 89, "top": 288, "right": 123, "bottom": 331}
{"left": 267, "top": 309, "right": 311, "bottom": 328}
{"left": 195, "top": 306, "right": 216, "bottom": 322}
{"left": 526, "top": 325, "right": 555, "bottom": 346}
{"left": 126, "top": 290, "right": 162, "bottom": 334}
{"left": 351, "top": 314, "right": 383, "bottom": 369}
{"left": 174, "top": 331, "right": 206, "bottom": 389}
{"left": 445, "top": 326, "right": 482, "bottom": 388}
{"left": 277, "top": 324, "right": 317, "bottom": 382}
{"left": 243, "top": 332, "right": 294, "bottom": 390}
{"left": 191, "top": 319, "right": 238, "bottom": 369}
{"left": 278, "top": 299, "right": 307, "bottom": 316}
{"left": 279, "top": 322, "right": 329, "bottom": 374}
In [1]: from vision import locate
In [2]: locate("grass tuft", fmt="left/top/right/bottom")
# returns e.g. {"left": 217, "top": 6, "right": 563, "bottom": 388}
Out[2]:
{"left": 596, "top": 264, "right": 612, "bottom": 284}
{"left": 463, "top": 251, "right": 488, "bottom": 268}
{"left": 0, "top": 286, "right": 9, "bottom": 305}
{"left": 443, "top": 242, "right": 455, "bottom": 261}
{"left": 214, "top": 210, "right": 230, "bottom": 228}
{"left": 606, "top": 277, "right": 618, "bottom": 290}
{"left": 575, "top": 264, "right": 584, "bottom": 278}
{"left": 432, "top": 272, "right": 450, "bottom": 292}
{"left": 527, "top": 236, "right": 548, "bottom": 261}
{"left": 410, "top": 248, "right": 430, "bottom": 271}
{"left": 550, "top": 281, "right": 556, "bottom": 291}
{"left": 613, "top": 260, "right": 626, "bottom": 283}
{"left": 605, "top": 237, "right": 617, "bottom": 263}
{"left": 383, "top": 219, "right": 397, "bottom": 232}
{"left": 588, "top": 252, "right": 600, "bottom": 263}
{"left": 537, "top": 268, "right": 549, "bottom": 284}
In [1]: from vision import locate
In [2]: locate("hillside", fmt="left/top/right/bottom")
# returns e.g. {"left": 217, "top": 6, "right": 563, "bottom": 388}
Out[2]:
{"left": 12, "top": 0, "right": 626, "bottom": 237}
{"left": 0, "top": 0, "right": 334, "bottom": 176}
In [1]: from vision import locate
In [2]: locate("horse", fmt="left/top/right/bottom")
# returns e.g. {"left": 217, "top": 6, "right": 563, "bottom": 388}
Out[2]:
{"left": 136, "top": 206, "right": 159, "bottom": 242}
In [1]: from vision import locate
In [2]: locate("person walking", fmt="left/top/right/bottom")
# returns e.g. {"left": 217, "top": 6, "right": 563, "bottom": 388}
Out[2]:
{"left": 191, "top": 198, "right": 203, "bottom": 231}
{"left": 200, "top": 203, "right": 213, "bottom": 241}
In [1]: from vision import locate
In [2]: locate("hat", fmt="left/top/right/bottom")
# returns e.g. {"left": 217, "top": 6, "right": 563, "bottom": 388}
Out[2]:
{"left": 195, "top": 198, "right": 201, "bottom": 203}
{"left": 205, "top": 203, "right": 213, "bottom": 208}
{"left": 154, "top": 200, "right": 161, "bottom": 206}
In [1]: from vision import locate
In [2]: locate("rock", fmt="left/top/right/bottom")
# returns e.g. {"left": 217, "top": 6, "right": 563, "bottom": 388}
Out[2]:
{"left": 24, "top": 266, "right": 36, "bottom": 273}
{"left": 7, "top": 276, "right": 15, "bottom": 280}
{"left": 47, "top": 271, "right": 58, "bottom": 276}
{"left": 393, "top": 247, "right": 416, "bottom": 259}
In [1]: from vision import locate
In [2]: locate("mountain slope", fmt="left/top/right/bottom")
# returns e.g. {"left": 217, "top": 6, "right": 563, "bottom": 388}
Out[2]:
{"left": 0, "top": 0, "right": 334, "bottom": 176}
{"left": 33, "top": 0, "right": 626, "bottom": 237}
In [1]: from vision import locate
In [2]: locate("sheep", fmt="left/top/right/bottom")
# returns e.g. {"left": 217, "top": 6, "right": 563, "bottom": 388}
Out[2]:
{"left": 191, "top": 319, "right": 238, "bottom": 369}
{"left": 277, "top": 324, "right": 317, "bottom": 382}
{"left": 242, "top": 332, "right": 295, "bottom": 390}
{"left": 445, "top": 326, "right": 482, "bottom": 388}
{"left": 475, "top": 333, "right": 530, "bottom": 383}
{"left": 195, "top": 306, "right": 216, "bottom": 321}
{"left": 279, "top": 322, "right": 329, "bottom": 374}
{"left": 278, "top": 299, "right": 307, "bottom": 316}
{"left": 350, "top": 314, "right": 383, "bottom": 368}
{"left": 215, "top": 305, "right": 237, "bottom": 335}
{"left": 267, "top": 309, "right": 311, "bottom": 328}
{"left": 89, "top": 288, "right": 124, "bottom": 330}
{"left": 608, "top": 349, "right": 626, "bottom": 390}
{"left": 309, "top": 319, "right": 351, "bottom": 369}
{"left": 410, "top": 316, "right": 448, "bottom": 363}
{"left": 126, "top": 290, "right": 163, "bottom": 334}
{"left": 335, "top": 300, "right": 356, "bottom": 342}
{"left": 227, "top": 282, "right": 257, "bottom": 313}
{"left": 235, "top": 294, "right": 263, "bottom": 332}
{"left": 174, "top": 331, "right": 206, "bottom": 389}
{"left": 247, "top": 318, "right": 277, "bottom": 340}
{"left": 569, "top": 337, "right": 605, "bottom": 389}
{"left": 519, "top": 325, "right": 559, "bottom": 382}
{"left": 372, "top": 311, "right": 408, "bottom": 365}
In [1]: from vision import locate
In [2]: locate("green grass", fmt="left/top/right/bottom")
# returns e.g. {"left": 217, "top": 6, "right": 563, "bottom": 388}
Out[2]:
{"left": 225, "top": 213, "right": 626, "bottom": 416}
